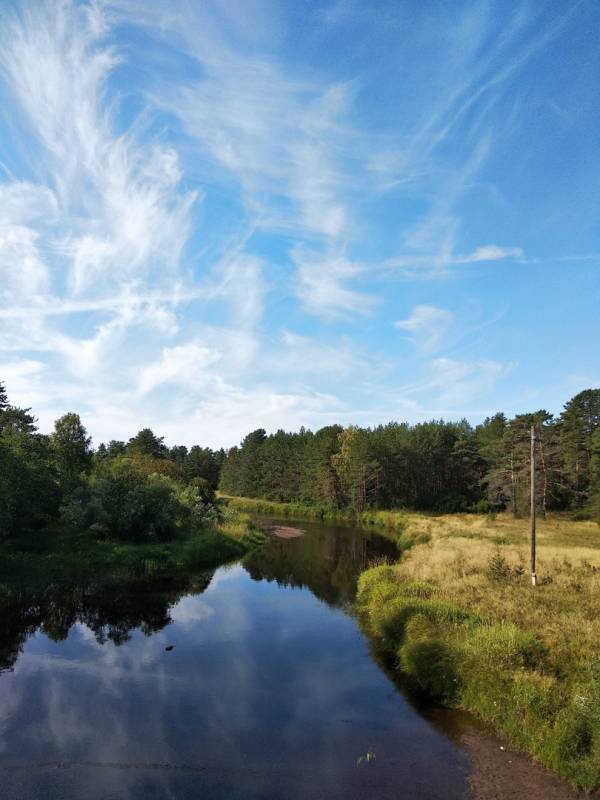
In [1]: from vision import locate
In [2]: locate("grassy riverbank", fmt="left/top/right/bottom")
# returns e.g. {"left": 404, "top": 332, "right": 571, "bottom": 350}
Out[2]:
{"left": 219, "top": 494, "right": 410, "bottom": 536}
{"left": 357, "top": 513, "right": 600, "bottom": 791}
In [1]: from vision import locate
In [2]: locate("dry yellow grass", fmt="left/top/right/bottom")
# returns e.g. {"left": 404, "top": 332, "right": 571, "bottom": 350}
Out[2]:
{"left": 395, "top": 512, "right": 600, "bottom": 678}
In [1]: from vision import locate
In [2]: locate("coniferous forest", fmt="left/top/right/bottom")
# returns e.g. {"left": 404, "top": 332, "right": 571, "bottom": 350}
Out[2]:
{"left": 220, "top": 388, "right": 600, "bottom": 516}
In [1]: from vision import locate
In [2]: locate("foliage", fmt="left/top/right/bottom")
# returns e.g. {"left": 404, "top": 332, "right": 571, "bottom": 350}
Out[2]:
{"left": 2, "top": 379, "right": 599, "bottom": 539}
{"left": 0, "top": 381, "right": 228, "bottom": 539}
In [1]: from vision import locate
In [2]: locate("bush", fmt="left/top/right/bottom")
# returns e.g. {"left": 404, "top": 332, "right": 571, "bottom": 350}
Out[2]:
{"left": 77, "top": 463, "right": 182, "bottom": 542}
{"left": 485, "top": 549, "right": 513, "bottom": 581}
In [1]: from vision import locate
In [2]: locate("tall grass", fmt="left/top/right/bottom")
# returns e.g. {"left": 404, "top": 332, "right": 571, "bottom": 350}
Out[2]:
{"left": 356, "top": 514, "right": 600, "bottom": 791}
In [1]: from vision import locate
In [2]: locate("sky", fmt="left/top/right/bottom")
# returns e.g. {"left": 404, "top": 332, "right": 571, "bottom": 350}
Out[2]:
{"left": 0, "top": 0, "right": 599, "bottom": 449}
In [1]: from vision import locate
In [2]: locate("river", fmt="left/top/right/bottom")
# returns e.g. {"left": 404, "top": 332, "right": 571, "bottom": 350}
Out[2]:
{"left": 0, "top": 518, "right": 578, "bottom": 799}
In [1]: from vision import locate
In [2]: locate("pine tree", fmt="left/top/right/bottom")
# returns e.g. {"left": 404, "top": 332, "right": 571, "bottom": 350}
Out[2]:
{"left": 560, "top": 389, "right": 600, "bottom": 506}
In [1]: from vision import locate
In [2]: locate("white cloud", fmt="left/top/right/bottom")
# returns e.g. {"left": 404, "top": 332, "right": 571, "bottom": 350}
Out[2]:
{"left": 395, "top": 305, "right": 454, "bottom": 353}
{"left": 0, "top": 0, "right": 195, "bottom": 296}
{"left": 293, "top": 249, "right": 375, "bottom": 318}
{"left": 135, "top": 9, "right": 357, "bottom": 244}
{"left": 137, "top": 341, "right": 222, "bottom": 397}
{"left": 0, "top": 1, "right": 573, "bottom": 448}
{"left": 458, "top": 245, "right": 524, "bottom": 263}
{"left": 403, "top": 357, "right": 514, "bottom": 409}
{"left": 386, "top": 242, "right": 525, "bottom": 277}
{"left": 274, "top": 331, "right": 367, "bottom": 379}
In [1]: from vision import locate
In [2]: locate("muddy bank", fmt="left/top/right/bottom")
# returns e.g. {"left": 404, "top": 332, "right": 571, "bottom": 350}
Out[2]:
{"left": 427, "top": 709, "right": 594, "bottom": 800}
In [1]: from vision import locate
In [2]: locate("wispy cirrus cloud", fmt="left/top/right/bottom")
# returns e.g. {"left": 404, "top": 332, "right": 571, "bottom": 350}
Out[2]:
{"left": 293, "top": 249, "right": 375, "bottom": 318}
{"left": 402, "top": 357, "right": 515, "bottom": 410}
{"left": 395, "top": 305, "right": 454, "bottom": 354}
{"left": 1, "top": 2, "right": 195, "bottom": 298}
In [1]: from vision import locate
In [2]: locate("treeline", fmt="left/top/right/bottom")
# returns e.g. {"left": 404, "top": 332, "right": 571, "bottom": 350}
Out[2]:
{"left": 220, "top": 389, "right": 600, "bottom": 515}
{"left": 0, "top": 381, "right": 224, "bottom": 541}
{"left": 3, "top": 382, "right": 599, "bottom": 535}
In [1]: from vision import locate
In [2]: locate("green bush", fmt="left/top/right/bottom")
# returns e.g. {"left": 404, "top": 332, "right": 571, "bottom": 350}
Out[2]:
{"left": 485, "top": 549, "right": 512, "bottom": 581}
{"left": 72, "top": 463, "right": 181, "bottom": 542}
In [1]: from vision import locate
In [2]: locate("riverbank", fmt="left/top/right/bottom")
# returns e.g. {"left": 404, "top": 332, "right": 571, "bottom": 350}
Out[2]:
{"left": 0, "top": 510, "right": 264, "bottom": 594}
{"left": 356, "top": 513, "right": 600, "bottom": 792}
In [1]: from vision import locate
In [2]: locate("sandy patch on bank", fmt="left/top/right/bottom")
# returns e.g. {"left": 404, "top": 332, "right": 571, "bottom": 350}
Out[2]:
{"left": 264, "top": 525, "right": 306, "bottom": 539}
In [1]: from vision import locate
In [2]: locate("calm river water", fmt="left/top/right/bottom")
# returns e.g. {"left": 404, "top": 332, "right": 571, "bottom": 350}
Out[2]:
{"left": 0, "top": 519, "right": 472, "bottom": 799}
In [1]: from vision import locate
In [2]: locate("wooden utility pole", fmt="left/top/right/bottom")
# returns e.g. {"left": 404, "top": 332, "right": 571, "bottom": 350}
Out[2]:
{"left": 530, "top": 425, "right": 537, "bottom": 587}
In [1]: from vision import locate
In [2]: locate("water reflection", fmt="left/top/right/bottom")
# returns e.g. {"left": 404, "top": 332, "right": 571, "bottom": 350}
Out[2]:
{"left": 0, "top": 523, "right": 470, "bottom": 800}
{"left": 244, "top": 518, "right": 399, "bottom": 606}
{"left": 0, "top": 570, "right": 214, "bottom": 672}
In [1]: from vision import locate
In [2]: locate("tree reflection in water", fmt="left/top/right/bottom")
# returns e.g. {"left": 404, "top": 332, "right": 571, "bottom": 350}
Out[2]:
{"left": 243, "top": 519, "right": 399, "bottom": 607}
{"left": 0, "top": 569, "right": 214, "bottom": 672}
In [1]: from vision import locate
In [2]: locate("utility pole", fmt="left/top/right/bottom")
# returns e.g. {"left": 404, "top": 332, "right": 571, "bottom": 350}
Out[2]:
{"left": 530, "top": 424, "right": 537, "bottom": 587}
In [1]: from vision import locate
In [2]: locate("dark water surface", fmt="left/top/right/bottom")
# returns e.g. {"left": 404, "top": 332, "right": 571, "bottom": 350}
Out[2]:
{"left": 0, "top": 519, "right": 471, "bottom": 799}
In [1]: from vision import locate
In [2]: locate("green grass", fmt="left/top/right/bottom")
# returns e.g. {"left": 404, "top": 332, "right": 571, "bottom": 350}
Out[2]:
{"left": 356, "top": 514, "right": 600, "bottom": 792}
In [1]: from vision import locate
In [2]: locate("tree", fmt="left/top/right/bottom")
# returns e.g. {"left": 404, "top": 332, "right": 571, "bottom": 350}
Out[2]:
{"left": 332, "top": 427, "right": 380, "bottom": 512}
{"left": 235, "top": 429, "right": 267, "bottom": 497}
{"left": 169, "top": 445, "right": 188, "bottom": 465}
{"left": 589, "top": 427, "right": 600, "bottom": 516}
{"left": 106, "top": 440, "right": 126, "bottom": 459}
{"left": 0, "top": 382, "right": 8, "bottom": 414}
{"left": 0, "top": 381, "right": 37, "bottom": 434}
{"left": 0, "top": 431, "right": 58, "bottom": 537}
{"left": 560, "top": 389, "right": 600, "bottom": 506}
{"left": 51, "top": 413, "right": 92, "bottom": 496}
{"left": 126, "top": 429, "right": 167, "bottom": 459}
{"left": 184, "top": 446, "right": 220, "bottom": 488}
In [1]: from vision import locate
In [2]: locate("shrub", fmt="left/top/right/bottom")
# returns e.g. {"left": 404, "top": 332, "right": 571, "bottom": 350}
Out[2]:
{"left": 81, "top": 464, "right": 182, "bottom": 542}
{"left": 485, "top": 549, "right": 512, "bottom": 581}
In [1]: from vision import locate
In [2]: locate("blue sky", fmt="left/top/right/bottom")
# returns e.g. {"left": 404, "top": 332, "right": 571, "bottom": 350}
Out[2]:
{"left": 0, "top": 0, "right": 598, "bottom": 448}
